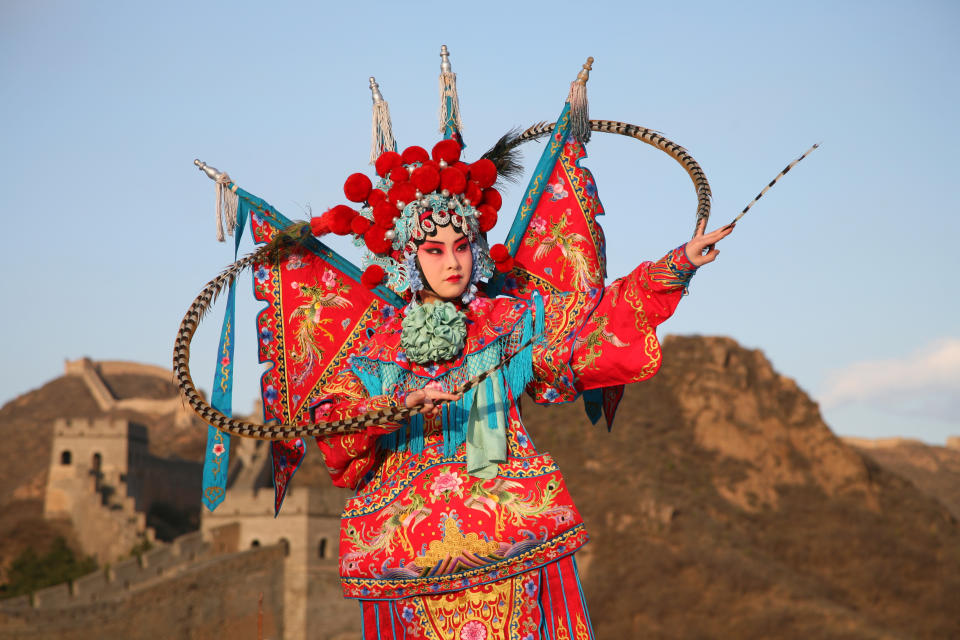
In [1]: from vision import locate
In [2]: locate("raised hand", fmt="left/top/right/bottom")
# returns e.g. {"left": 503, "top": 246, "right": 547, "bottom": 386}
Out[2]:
{"left": 405, "top": 387, "right": 462, "bottom": 416}
{"left": 685, "top": 218, "right": 735, "bottom": 267}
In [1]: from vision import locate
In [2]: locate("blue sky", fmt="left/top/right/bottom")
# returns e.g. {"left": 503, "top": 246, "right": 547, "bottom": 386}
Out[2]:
{"left": 2, "top": 1, "right": 957, "bottom": 444}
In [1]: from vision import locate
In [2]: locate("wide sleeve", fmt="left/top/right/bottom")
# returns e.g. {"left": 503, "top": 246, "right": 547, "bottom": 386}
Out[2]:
{"left": 571, "top": 244, "right": 698, "bottom": 390}
{"left": 312, "top": 370, "right": 404, "bottom": 489}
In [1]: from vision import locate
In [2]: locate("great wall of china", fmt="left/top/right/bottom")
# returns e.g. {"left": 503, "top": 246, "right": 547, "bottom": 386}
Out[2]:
{"left": 0, "top": 359, "right": 360, "bottom": 640}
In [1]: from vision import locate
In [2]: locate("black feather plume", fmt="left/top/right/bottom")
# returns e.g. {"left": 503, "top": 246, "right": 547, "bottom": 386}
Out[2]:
{"left": 480, "top": 127, "right": 527, "bottom": 184}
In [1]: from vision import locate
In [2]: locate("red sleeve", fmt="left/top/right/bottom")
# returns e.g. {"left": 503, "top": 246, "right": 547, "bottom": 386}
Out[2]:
{"left": 313, "top": 385, "right": 402, "bottom": 489}
{"left": 572, "top": 244, "right": 698, "bottom": 390}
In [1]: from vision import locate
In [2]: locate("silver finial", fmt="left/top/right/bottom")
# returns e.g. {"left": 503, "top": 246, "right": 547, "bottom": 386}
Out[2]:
{"left": 194, "top": 158, "right": 223, "bottom": 181}
{"left": 574, "top": 56, "right": 594, "bottom": 85}
{"left": 369, "top": 77, "right": 385, "bottom": 104}
{"left": 440, "top": 45, "right": 452, "bottom": 74}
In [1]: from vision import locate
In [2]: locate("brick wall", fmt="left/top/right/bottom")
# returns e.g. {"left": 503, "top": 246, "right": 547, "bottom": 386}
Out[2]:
{"left": 0, "top": 544, "right": 287, "bottom": 640}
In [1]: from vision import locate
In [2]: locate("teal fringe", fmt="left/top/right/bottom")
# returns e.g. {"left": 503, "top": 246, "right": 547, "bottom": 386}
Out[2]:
{"left": 353, "top": 296, "right": 540, "bottom": 458}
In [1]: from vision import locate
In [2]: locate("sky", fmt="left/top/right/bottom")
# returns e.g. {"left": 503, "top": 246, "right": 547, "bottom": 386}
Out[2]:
{"left": 1, "top": 1, "right": 957, "bottom": 444}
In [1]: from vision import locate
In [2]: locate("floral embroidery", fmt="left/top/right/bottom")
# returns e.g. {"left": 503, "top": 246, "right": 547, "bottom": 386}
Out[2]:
{"left": 460, "top": 620, "right": 487, "bottom": 640}
{"left": 321, "top": 269, "right": 337, "bottom": 288}
{"left": 430, "top": 471, "right": 465, "bottom": 501}
{"left": 284, "top": 253, "right": 306, "bottom": 270}
{"left": 545, "top": 181, "right": 568, "bottom": 201}
{"left": 264, "top": 385, "right": 278, "bottom": 403}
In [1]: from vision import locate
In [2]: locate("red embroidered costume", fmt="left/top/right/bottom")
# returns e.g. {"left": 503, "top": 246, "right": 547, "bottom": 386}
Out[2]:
{"left": 308, "top": 246, "right": 697, "bottom": 638}
{"left": 183, "top": 49, "right": 728, "bottom": 640}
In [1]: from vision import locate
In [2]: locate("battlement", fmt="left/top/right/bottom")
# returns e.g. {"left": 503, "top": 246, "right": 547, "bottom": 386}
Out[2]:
{"left": 64, "top": 358, "right": 173, "bottom": 381}
{"left": 97, "top": 360, "right": 175, "bottom": 380}
{"left": 52, "top": 417, "right": 147, "bottom": 443}
{"left": 0, "top": 529, "right": 277, "bottom": 614}
{"left": 200, "top": 486, "right": 349, "bottom": 520}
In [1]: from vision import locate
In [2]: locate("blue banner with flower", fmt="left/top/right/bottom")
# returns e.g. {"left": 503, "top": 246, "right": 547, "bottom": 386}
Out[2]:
{"left": 201, "top": 200, "right": 248, "bottom": 512}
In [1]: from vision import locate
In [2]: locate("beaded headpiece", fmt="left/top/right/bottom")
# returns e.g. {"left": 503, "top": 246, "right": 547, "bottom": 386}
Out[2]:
{"left": 311, "top": 139, "right": 506, "bottom": 298}
{"left": 306, "top": 47, "right": 513, "bottom": 300}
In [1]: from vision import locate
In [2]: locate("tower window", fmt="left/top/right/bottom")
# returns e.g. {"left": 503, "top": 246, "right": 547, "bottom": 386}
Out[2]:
{"left": 60, "top": 451, "right": 72, "bottom": 465}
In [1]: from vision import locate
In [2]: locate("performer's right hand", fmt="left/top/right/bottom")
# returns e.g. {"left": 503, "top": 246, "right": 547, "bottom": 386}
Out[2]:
{"left": 685, "top": 218, "right": 735, "bottom": 267}
{"left": 405, "top": 388, "right": 462, "bottom": 416}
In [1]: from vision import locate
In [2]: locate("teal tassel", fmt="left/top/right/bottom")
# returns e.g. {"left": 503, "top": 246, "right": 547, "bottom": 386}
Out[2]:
{"left": 505, "top": 303, "right": 535, "bottom": 399}
{"left": 409, "top": 413, "right": 424, "bottom": 453}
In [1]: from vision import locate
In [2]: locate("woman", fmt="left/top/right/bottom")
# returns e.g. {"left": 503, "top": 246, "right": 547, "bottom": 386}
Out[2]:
{"left": 304, "top": 139, "right": 733, "bottom": 638}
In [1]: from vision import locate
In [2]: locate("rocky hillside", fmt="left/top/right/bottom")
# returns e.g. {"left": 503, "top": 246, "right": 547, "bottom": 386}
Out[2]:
{"left": 845, "top": 436, "right": 960, "bottom": 520}
{"left": 522, "top": 336, "right": 960, "bottom": 640}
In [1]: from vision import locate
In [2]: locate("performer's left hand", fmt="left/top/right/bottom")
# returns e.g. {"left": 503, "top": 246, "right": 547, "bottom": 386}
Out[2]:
{"left": 685, "top": 219, "right": 735, "bottom": 267}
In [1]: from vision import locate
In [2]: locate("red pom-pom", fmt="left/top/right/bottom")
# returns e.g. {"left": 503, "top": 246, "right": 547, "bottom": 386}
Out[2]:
{"left": 489, "top": 243, "right": 510, "bottom": 263}
{"left": 389, "top": 166, "right": 409, "bottom": 184}
{"left": 454, "top": 161, "right": 471, "bottom": 174}
{"left": 310, "top": 216, "right": 330, "bottom": 236}
{"left": 401, "top": 146, "right": 430, "bottom": 165}
{"left": 468, "top": 158, "right": 497, "bottom": 189}
{"left": 410, "top": 165, "right": 440, "bottom": 194}
{"left": 431, "top": 139, "right": 462, "bottom": 165}
{"left": 323, "top": 204, "right": 357, "bottom": 235}
{"left": 388, "top": 182, "right": 417, "bottom": 208}
{"left": 364, "top": 226, "right": 394, "bottom": 254}
{"left": 368, "top": 189, "right": 387, "bottom": 206}
{"left": 375, "top": 151, "right": 402, "bottom": 178}
{"left": 464, "top": 181, "right": 482, "bottom": 205}
{"left": 494, "top": 256, "right": 514, "bottom": 273}
{"left": 439, "top": 167, "right": 467, "bottom": 195}
{"left": 361, "top": 264, "right": 386, "bottom": 289}
{"left": 372, "top": 201, "right": 398, "bottom": 228}
{"left": 350, "top": 215, "right": 372, "bottom": 235}
{"left": 477, "top": 205, "right": 498, "bottom": 233}
{"left": 343, "top": 173, "right": 372, "bottom": 203}
{"left": 481, "top": 188, "right": 502, "bottom": 212}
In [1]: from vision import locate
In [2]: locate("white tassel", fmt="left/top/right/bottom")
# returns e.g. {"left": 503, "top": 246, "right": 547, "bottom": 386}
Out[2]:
{"left": 215, "top": 173, "right": 238, "bottom": 242}
{"left": 568, "top": 56, "right": 594, "bottom": 145}
{"left": 369, "top": 77, "right": 395, "bottom": 164}
{"left": 438, "top": 45, "right": 463, "bottom": 134}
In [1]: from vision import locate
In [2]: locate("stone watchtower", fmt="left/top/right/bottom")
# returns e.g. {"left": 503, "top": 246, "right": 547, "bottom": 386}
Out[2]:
{"left": 201, "top": 436, "right": 357, "bottom": 640}
{"left": 44, "top": 417, "right": 154, "bottom": 562}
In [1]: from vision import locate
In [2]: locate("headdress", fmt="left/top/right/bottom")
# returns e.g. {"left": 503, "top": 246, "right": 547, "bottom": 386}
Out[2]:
{"left": 314, "top": 139, "right": 502, "bottom": 300}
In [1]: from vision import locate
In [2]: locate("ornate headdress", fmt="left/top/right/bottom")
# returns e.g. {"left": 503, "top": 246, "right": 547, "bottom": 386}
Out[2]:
{"left": 305, "top": 48, "right": 515, "bottom": 302}
{"left": 313, "top": 139, "right": 503, "bottom": 300}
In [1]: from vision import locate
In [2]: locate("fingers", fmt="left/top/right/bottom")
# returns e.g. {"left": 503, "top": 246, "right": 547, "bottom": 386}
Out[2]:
{"left": 699, "top": 247, "right": 720, "bottom": 265}
{"left": 422, "top": 399, "right": 440, "bottom": 416}
{"left": 703, "top": 223, "right": 735, "bottom": 242}
{"left": 406, "top": 388, "right": 463, "bottom": 414}
{"left": 695, "top": 216, "right": 707, "bottom": 237}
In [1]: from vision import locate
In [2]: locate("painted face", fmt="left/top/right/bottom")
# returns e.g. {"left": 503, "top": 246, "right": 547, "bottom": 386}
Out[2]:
{"left": 416, "top": 224, "right": 473, "bottom": 303}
